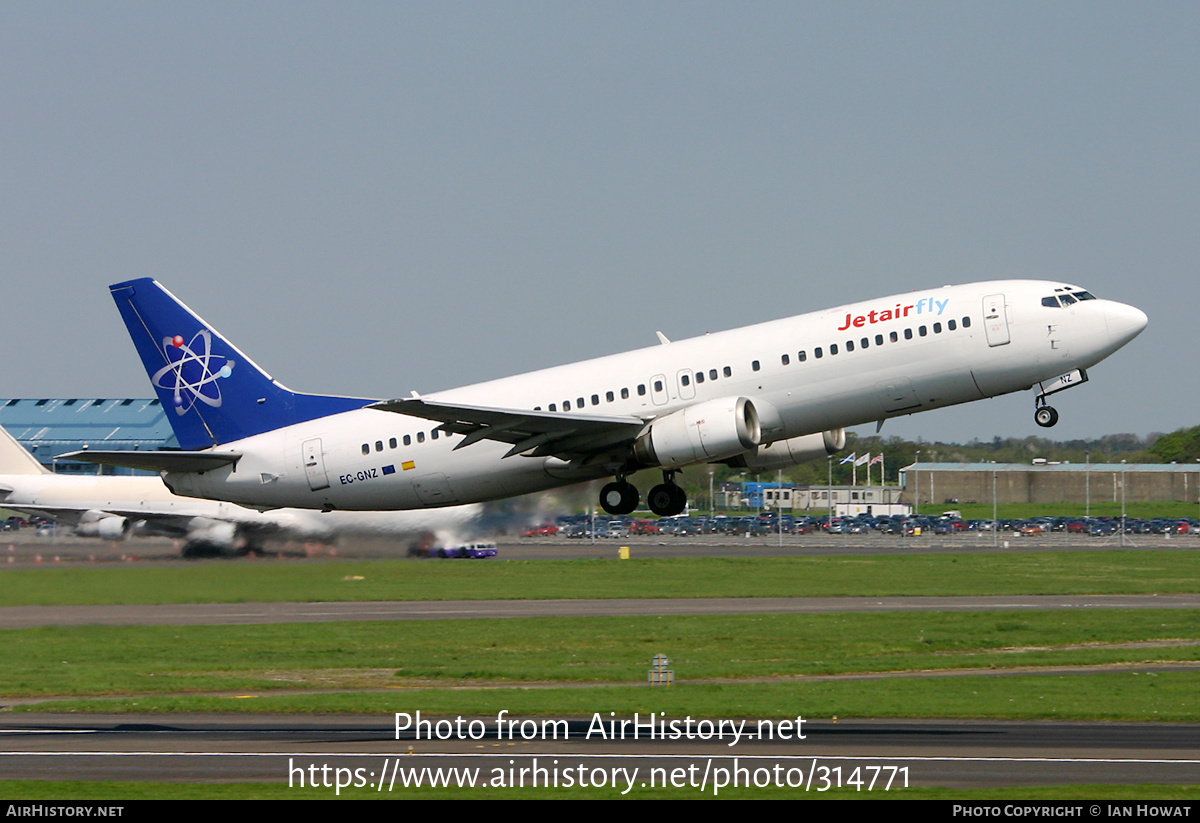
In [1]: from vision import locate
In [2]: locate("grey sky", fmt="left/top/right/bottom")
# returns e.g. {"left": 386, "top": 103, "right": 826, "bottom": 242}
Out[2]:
{"left": 1, "top": 2, "right": 1195, "bottom": 444}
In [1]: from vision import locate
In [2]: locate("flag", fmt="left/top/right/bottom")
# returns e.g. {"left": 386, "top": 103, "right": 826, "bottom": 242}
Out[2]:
{"left": 839, "top": 452, "right": 856, "bottom": 465}
{"left": 869, "top": 454, "right": 884, "bottom": 465}
{"left": 854, "top": 453, "right": 870, "bottom": 467}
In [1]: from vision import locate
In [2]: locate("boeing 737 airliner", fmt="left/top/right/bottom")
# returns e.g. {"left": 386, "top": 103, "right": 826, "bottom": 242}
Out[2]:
{"left": 69, "top": 279, "right": 1146, "bottom": 517}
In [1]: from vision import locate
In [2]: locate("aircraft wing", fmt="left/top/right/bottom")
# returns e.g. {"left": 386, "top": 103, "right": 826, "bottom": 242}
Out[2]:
{"left": 1, "top": 504, "right": 94, "bottom": 529}
{"left": 0, "top": 504, "right": 195, "bottom": 536}
{"left": 5, "top": 502, "right": 290, "bottom": 541}
{"left": 54, "top": 450, "right": 242, "bottom": 473}
{"left": 369, "top": 398, "right": 647, "bottom": 459}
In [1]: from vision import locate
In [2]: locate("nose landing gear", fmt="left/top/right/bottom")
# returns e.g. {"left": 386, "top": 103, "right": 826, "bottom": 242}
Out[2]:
{"left": 1034, "top": 404, "right": 1059, "bottom": 428}
{"left": 1032, "top": 369, "right": 1087, "bottom": 428}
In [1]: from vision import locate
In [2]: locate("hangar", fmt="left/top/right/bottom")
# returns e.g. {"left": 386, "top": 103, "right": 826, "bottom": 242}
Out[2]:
{"left": 0, "top": 398, "right": 175, "bottom": 474}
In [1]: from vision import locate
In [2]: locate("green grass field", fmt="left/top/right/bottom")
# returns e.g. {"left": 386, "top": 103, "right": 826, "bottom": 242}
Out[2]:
{"left": 2, "top": 609, "right": 1196, "bottom": 698}
{"left": 3, "top": 551, "right": 1200, "bottom": 606}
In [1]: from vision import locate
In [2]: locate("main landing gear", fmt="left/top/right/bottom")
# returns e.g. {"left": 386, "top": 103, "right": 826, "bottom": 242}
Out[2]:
{"left": 599, "top": 471, "right": 688, "bottom": 517}
{"left": 599, "top": 478, "right": 639, "bottom": 515}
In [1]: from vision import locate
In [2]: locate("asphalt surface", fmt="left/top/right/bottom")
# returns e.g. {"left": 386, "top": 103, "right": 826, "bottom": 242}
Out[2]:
{"left": 3, "top": 714, "right": 1197, "bottom": 791}
{"left": 3, "top": 594, "right": 1200, "bottom": 629}
{"left": 4, "top": 529, "right": 1198, "bottom": 566}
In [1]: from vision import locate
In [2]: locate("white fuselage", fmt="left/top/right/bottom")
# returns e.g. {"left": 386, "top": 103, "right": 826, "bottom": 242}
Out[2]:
{"left": 163, "top": 280, "right": 1146, "bottom": 511}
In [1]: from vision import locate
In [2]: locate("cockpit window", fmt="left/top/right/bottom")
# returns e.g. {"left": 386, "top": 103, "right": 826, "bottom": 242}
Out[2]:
{"left": 1043, "top": 291, "right": 1094, "bottom": 308}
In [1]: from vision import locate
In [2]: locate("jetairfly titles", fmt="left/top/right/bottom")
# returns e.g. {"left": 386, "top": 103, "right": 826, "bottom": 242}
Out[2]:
{"left": 837, "top": 295, "right": 950, "bottom": 331}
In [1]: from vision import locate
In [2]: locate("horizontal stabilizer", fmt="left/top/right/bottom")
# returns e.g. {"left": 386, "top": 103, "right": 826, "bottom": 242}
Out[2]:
{"left": 56, "top": 450, "right": 242, "bottom": 473}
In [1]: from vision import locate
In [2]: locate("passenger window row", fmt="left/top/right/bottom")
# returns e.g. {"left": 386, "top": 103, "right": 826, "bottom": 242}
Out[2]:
{"left": 534, "top": 365, "right": 734, "bottom": 412}
{"left": 769, "top": 316, "right": 973, "bottom": 367}
{"left": 361, "top": 429, "right": 450, "bottom": 455}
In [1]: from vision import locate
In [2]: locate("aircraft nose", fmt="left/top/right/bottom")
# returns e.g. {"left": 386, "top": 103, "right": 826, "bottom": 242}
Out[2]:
{"left": 1104, "top": 301, "right": 1148, "bottom": 347}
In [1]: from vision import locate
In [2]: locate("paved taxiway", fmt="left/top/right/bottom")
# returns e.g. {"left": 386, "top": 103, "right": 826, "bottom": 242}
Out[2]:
{"left": 3, "top": 530, "right": 1198, "bottom": 567}
{"left": 4, "top": 594, "right": 1200, "bottom": 629}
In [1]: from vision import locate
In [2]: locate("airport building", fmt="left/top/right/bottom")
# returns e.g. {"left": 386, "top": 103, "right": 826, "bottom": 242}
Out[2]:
{"left": 725, "top": 481, "right": 904, "bottom": 512}
{"left": 899, "top": 462, "right": 1200, "bottom": 507}
{"left": 0, "top": 398, "right": 175, "bottom": 474}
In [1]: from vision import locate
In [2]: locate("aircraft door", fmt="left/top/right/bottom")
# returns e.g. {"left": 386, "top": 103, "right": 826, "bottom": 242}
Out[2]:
{"left": 676, "top": 368, "right": 695, "bottom": 401}
{"left": 650, "top": 374, "right": 670, "bottom": 406}
{"left": 302, "top": 438, "right": 330, "bottom": 491}
{"left": 983, "top": 294, "right": 1011, "bottom": 346}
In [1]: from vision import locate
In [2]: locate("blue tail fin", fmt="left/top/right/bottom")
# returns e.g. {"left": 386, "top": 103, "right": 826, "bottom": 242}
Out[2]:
{"left": 110, "top": 278, "right": 369, "bottom": 450}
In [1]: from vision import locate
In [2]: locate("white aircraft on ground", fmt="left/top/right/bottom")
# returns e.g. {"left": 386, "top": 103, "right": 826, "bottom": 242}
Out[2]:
{"left": 69, "top": 278, "right": 1146, "bottom": 517}
{"left": 0, "top": 423, "right": 482, "bottom": 556}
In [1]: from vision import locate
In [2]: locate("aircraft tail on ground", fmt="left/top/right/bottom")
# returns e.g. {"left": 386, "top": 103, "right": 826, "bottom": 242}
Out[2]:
{"left": 0, "top": 423, "right": 50, "bottom": 476}
{"left": 109, "top": 278, "right": 367, "bottom": 451}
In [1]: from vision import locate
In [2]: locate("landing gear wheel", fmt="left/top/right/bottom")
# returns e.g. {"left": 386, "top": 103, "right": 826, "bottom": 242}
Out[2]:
{"left": 669, "top": 483, "right": 687, "bottom": 513}
{"left": 647, "top": 483, "right": 688, "bottom": 517}
{"left": 599, "top": 481, "right": 639, "bottom": 515}
{"left": 1034, "top": 406, "right": 1059, "bottom": 428}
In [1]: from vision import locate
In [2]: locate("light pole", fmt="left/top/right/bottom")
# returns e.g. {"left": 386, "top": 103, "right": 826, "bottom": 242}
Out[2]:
{"left": 992, "top": 462, "right": 998, "bottom": 549}
{"left": 778, "top": 468, "right": 784, "bottom": 546}
{"left": 914, "top": 450, "right": 921, "bottom": 516}
{"left": 827, "top": 456, "right": 833, "bottom": 524}
{"left": 1120, "top": 461, "right": 1127, "bottom": 547}
{"left": 1085, "top": 451, "right": 1090, "bottom": 518}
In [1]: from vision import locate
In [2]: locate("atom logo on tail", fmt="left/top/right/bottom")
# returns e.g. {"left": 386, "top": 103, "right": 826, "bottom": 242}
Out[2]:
{"left": 151, "top": 330, "right": 236, "bottom": 414}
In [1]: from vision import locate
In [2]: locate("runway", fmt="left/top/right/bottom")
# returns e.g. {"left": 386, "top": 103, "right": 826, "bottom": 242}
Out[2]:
{"left": 2, "top": 714, "right": 1197, "bottom": 791}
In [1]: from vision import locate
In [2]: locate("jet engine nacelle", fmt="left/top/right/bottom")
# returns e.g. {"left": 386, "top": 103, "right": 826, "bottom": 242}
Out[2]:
{"left": 74, "top": 510, "right": 129, "bottom": 540}
{"left": 633, "top": 396, "right": 761, "bottom": 469}
{"left": 185, "top": 517, "right": 238, "bottom": 550}
{"left": 724, "top": 428, "right": 846, "bottom": 471}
